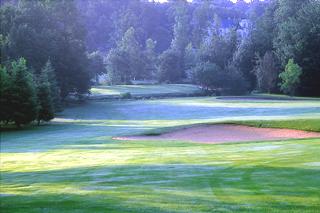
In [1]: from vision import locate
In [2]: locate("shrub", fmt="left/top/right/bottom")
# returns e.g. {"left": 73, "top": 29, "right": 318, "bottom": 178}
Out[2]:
{"left": 279, "top": 59, "right": 302, "bottom": 96}
{"left": 121, "top": 92, "right": 132, "bottom": 99}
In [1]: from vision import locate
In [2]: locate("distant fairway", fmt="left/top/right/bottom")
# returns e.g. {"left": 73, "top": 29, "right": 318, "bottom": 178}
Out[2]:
{"left": 1, "top": 95, "right": 320, "bottom": 212}
{"left": 90, "top": 84, "right": 202, "bottom": 99}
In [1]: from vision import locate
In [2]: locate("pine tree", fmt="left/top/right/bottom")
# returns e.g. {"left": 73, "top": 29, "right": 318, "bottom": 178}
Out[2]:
{"left": 10, "top": 58, "right": 38, "bottom": 127}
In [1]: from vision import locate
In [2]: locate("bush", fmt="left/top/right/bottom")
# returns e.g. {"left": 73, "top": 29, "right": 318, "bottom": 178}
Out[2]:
{"left": 224, "top": 64, "right": 249, "bottom": 95}
{"left": 120, "top": 92, "right": 132, "bottom": 99}
{"left": 193, "top": 62, "right": 248, "bottom": 95}
{"left": 279, "top": 59, "right": 302, "bottom": 96}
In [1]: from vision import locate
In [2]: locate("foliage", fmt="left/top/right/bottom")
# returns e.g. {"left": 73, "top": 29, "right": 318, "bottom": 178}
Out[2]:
{"left": 274, "top": 0, "right": 320, "bottom": 96}
{"left": 88, "top": 51, "right": 105, "bottom": 84}
{"left": 120, "top": 92, "right": 132, "bottom": 99}
{"left": 184, "top": 43, "right": 199, "bottom": 81}
{"left": 157, "top": 49, "right": 183, "bottom": 83}
{"left": 107, "top": 27, "right": 148, "bottom": 83}
{"left": 254, "top": 51, "right": 279, "bottom": 93}
{"left": 194, "top": 62, "right": 225, "bottom": 90}
{"left": 43, "top": 60, "right": 62, "bottom": 112}
{"left": 36, "top": 64, "right": 54, "bottom": 125}
{"left": 279, "top": 59, "right": 302, "bottom": 96}
{"left": 9, "top": 58, "right": 38, "bottom": 127}
{"left": 191, "top": 28, "right": 247, "bottom": 95}
{"left": 224, "top": 64, "right": 249, "bottom": 95}
{"left": 1, "top": 1, "right": 91, "bottom": 98}
{"left": 0, "top": 58, "right": 60, "bottom": 127}
{"left": 200, "top": 29, "right": 237, "bottom": 69}
{"left": 106, "top": 48, "right": 131, "bottom": 85}
{"left": 170, "top": 1, "right": 190, "bottom": 54}
{"left": 191, "top": 1, "right": 212, "bottom": 48}
{"left": 144, "top": 38, "right": 157, "bottom": 79}
{"left": 194, "top": 62, "right": 248, "bottom": 95}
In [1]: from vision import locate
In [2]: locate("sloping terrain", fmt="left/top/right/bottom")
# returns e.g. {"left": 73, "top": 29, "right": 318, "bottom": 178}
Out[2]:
{"left": 1, "top": 97, "right": 320, "bottom": 212}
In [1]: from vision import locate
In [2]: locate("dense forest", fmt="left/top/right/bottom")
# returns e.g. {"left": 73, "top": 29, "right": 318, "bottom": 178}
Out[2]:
{"left": 1, "top": 0, "right": 320, "bottom": 126}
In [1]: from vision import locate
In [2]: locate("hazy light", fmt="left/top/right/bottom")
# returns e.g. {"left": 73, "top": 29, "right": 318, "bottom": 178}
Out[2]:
{"left": 151, "top": 0, "right": 253, "bottom": 3}
{"left": 231, "top": 0, "right": 253, "bottom": 2}
{"left": 150, "top": 0, "right": 192, "bottom": 3}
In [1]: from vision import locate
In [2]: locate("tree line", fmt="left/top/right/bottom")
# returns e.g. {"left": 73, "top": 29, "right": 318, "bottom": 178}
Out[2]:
{"left": 78, "top": 0, "right": 320, "bottom": 96}
{"left": 1, "top": 0, "right": 92, "bottom": 127}
{"left": 1, "top": 0, "right": 320, "bottom": 127}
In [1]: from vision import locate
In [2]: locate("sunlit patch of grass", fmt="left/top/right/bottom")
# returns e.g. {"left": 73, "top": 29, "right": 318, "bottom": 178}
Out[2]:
{"left": 1, "top": 139, "right": 320, "bottom": 212}
{"left": 90, "top": 84, "right": 201, "bottom": 97}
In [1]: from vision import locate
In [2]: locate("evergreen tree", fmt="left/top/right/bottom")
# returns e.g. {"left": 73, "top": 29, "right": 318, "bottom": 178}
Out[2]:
{"left": 10, "top": 58, "right": 38, "bottom": 127}
{"left": 36, "top": 64, "right": 54, "bottom": 125}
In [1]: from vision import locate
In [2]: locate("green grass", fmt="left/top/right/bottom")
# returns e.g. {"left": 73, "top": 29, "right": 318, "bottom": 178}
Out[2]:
{"left": 139, "top": 118, "right": 320, "bottom": 136}
{"left": 1, "top": 96, "right": 320, "bottom": 212}
{"left": 229, "top": 119, "right": 320, "bottom": 132}
{"left": 90, "top": 84, "right": 202, "bottom": 97}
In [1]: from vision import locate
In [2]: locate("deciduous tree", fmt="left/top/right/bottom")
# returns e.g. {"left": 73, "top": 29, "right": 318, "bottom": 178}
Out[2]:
{"left": 279, "top": 59, "right": 302, "bottom": 96}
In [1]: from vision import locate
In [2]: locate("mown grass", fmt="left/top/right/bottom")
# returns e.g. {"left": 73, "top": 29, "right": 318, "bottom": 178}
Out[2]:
{"left": 1, "top": 96, "right": 320, "bottom": 212}
{"left": 90, "top": 84, "right": 202, "bottom": 97}
{"left": 140, "top": 118, "right": 320, "bottom": 136}
{"left": 229, "top": 119, "right": 320, "bottom": 132}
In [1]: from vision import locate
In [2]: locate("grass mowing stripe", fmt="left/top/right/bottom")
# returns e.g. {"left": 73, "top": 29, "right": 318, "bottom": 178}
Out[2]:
{"left": 1, "top": 96, "right": 320, "bottom": 212}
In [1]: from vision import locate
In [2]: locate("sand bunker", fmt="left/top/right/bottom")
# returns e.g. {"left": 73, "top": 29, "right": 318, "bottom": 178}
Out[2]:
{"left": 114, "top": 124, "right": 320, "bottom": 144}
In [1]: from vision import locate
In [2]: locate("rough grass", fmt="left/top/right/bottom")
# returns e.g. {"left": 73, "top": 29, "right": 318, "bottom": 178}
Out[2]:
{"left": 1, "top": 96, "right": 320, "bottom": 212}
